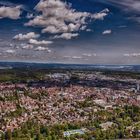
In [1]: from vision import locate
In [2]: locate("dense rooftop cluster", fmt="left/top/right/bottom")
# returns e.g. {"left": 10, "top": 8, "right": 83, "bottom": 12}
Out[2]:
{"left": 0, "top": 70, "right": 140, "bottom": 139}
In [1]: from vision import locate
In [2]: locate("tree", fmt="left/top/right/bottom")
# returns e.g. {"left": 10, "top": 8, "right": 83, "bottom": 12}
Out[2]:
{"left": 52, "top": 134, "right": 57, "bottom": 140}
{"left": 47, "top": 135, "right": 52, "bottom": 140}
{"left": 0, "top": 132, "right": 5, "bottom": 140}
{"left": 5, "top": 129, "right": 12, "bottom": 140}
{"left": 35, "top": 133, "right": 43, "bottom": 140}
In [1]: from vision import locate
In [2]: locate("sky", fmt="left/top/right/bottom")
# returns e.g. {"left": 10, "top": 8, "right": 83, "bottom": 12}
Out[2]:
{"left": 0, "top": 0, "right": 140, "bottom": 64}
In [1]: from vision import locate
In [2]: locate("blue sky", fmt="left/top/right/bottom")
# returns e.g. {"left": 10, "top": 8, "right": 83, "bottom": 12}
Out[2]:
{"left": 0, "top": 0, "right": 140, "bottom": 64}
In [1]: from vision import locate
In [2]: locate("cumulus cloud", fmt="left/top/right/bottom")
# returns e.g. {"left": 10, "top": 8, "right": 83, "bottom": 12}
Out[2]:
{"left": 102, "top": 30, "right": 112, "bottom": 35}
{"left": 26, "top": 13, "right": 34, "bottom": 19}
{"left": 29, "top": 39, "right": 53, "bottom": 45}
{"left": 0, "top": 6, "right": 22, "bottom": 19}
{"left": 22, "top": 44, "right": 34, "bottom": 49}
{"left": 5, "top": 49, "right": 15, "bottom": 54}
{"left": 53, "top": 33, "right": 79, "bottom": 40}
{"left": 86, "top": 29, "right": 92, "bottom": 32}
{"left": 13, "top": 32, "right": 40, "bottom": 40}
{"left": 35, "top": 46, "right": 51, "bottom": 52}
{"left": 25, "top": 0, "right": 109, "bottom": 38}
{"left": 80, "top": 25, "right": 87, "bottom": 31}
{"left": 92, "top": 8, "right": 109, "bottom": 20}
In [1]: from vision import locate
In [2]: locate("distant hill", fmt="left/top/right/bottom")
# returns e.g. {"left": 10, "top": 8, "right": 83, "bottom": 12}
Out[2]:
{"left": 0, "top": 61, "right": 139, "bottom": 71}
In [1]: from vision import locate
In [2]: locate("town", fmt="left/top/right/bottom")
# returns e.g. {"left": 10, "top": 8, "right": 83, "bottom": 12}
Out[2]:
{"left": 0, "top": 69, "right": 140, "bottom": 140}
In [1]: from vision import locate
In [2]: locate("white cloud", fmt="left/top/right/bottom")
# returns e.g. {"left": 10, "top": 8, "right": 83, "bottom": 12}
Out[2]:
{"left": 22, "top": 44, "right": 34, "bottom": 49}
{"left": 82, "top": 53, "right": 92, "bottom": 57}
{"left": 102, "top": 29, "right": 112, "bottom": 35}
{"left": 0, "top": 6, "right": 21, "bottom": 19}
{"left": 86, "top": 29, "right": 92, "bottom": 32}
{"left": 29, "top": 39, "right": 53, "bottom": 45}
{"left": 63, "top": 53, "right": 97, "bottom": 59}
{"left": 35, "top": 46, "right": 51, "bottom": 52}
{"left": 72, "top": 56, "right": 82, "bottom": 59}
{"left": 128, "top": 16, "right": 140, "bottom": 24}
{"left": 26, "top": 13, "right": 34, "bottom": 19}
{"left": 92, "top": 12, "right": 107, "bottom": 20}
{"left": 25, "top": 0, "right": 109, "bottom": 36}
{"left": 93, "top": 53, "right": 97, "bottom": 56}
{"left": 124, "top": 53, "right": 140, "bottom": 57}
{"left": 5, "top": 49, "right": 15, "bottom": 54}
{"left": 106, "top": 0, "right": 140, "bottom": 24}
{"left": 42, "top": 25, "right": 69, "bottom": 34}
{"left": 63, "top": 56, "right": 71, "bottom": 58}
{"left": 14, "top": 32, "right": 40, "bottom": 40}
{"left": 80, "top": 25, "right": 87, "bottom": 31}
{"left": 107, "top": 0, "right": 140, "bottom": 12}
{"left": 82, "top": 53, "right": 97, "bottom": 57}
{"left": 53, "top": 33, "right": 79, "bottom": 40}
{"left": 92, "top": 9, "right": 109, "bottom": 20}
{"left": 9, "top": 43, "right": 14, "bottom": 47}
{"left": 118, "top": 25, "right": 127, "bottom": 28}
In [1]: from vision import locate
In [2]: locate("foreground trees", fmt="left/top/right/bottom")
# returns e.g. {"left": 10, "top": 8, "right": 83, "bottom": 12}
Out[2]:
{"left": 1, "top": 105, "right": 140, "bottom": 140}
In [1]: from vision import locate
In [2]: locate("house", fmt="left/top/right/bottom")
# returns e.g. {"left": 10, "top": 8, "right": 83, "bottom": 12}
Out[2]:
{"left": 99, "top": 122, "right": 115, "bottom": 130}
{"left": 63, "top": 129, "right": 85, "bottom": 137}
